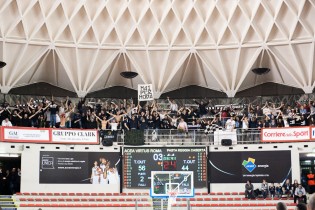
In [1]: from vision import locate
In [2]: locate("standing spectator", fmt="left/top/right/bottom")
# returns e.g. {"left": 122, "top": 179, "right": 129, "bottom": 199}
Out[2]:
{"left": 307, "top": 170, "right": 315, "bottom": 194}
{"left": 167, "top": 97, "right": 178, "bottom": 114}
{"left": 49, "top": 101, "right": 58, "bottom": 128}
{"left": 225, "top": 116, "right": 235, "bottom": 131}
{"left": 193, "top": 99, "right": 210, "bottom": 117}
{"left": 294, "top": 184, "right": 307, "bottom": 204}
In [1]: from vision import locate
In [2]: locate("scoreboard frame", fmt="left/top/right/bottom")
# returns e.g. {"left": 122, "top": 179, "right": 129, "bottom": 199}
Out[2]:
{"left": 123, "top": 146, "right": 207, "bottom": 189}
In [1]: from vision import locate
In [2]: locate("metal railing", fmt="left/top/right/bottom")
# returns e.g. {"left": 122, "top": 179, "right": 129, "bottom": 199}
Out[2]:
{"left": 115, "top": 128, "right": 263, "bottom": 146}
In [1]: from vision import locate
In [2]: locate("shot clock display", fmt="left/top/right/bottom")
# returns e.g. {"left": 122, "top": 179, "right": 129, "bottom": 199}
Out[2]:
{"left": 123, "top": 147, "right": 207, "bottom": 188}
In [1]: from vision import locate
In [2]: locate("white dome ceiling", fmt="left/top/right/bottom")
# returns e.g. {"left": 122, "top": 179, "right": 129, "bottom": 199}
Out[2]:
{"left": 0, "top": 0, "right": 315, "bottom": 97}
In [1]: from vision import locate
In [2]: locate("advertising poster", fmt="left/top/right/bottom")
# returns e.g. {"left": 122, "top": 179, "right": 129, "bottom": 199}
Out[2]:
{"left": 39, "top": 151, "right": 121, "bottom": 185}
{"left": 208, "top": 150, "right": 291, "bottom": 183}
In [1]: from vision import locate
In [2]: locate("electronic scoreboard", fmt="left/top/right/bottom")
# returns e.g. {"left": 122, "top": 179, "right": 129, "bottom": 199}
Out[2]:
{"left": 123, "top": 147, "right": 207, "bottom": 188}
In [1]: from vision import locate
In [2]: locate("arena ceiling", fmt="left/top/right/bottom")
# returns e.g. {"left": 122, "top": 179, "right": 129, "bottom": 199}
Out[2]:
{"left": 0, "top": 0, "right": 315, "bottom": 98}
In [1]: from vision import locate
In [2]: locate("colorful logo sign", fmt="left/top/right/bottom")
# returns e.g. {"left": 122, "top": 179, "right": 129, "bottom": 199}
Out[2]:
{"left": 242, "top": 157, "right": 256, "bottom": 173}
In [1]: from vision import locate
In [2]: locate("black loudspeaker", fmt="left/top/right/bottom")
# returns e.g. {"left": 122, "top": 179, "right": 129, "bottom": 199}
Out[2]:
{"left": 252, "top": 68, "right": 270, "bottom": 75}
{"left": 102, "top": 138, "right": 113, "bottom": 146}
{"left": 221, "top": 139, "right": 232, "bottom": 146}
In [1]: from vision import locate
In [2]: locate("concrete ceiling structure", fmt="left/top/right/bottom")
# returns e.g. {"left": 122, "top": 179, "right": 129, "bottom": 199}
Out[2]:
{"left": 0, "top": 0, "right": 315, "bottom": 98}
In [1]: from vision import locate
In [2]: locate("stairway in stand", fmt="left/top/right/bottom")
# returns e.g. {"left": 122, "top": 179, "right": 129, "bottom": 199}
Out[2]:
{"left": 0, "top": 195, "right": 16, "bottom": 210}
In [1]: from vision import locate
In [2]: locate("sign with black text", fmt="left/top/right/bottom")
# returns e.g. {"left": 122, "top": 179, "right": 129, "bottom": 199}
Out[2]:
{"left": 138, "top": 84, "right": 153, "bottom": 101}
{"left": 51, "top": 129, "right": 99, "bottom": 144}
{"left": 208, "top": 150, "right": 291, "bottom": 183}
{"left": 39, "top": 151, "right": 121, "bottom": 185}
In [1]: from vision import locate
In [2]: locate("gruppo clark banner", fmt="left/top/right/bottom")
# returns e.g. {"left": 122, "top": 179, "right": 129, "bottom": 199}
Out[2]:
{"left": 261, "top": 127, "right": 311, "bottom": 142}
{"left": 51, "top": 129, "right": 98, "bottom": 144}
{"left": 0, "top": 126, "right": 99, "bottom": 144}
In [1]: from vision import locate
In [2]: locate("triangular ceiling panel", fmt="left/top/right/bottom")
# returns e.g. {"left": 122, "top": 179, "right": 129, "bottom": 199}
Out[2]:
{"left": 3, "top": 43, "right": 49, "bottom": 87}
{"left": 292, "top": 21, "right": 313, "bottom": 40}
{"left": 149, "top": 29, "right": 169, "bottom": 46}
{"left": 84, "top": 49, "right": 120, "bottom": 92}
{"left": 32, "top": 23, "right": 51, "bottom": 41}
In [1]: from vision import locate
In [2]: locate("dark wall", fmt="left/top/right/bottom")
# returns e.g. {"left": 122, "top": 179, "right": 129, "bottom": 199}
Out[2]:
{"left": 160, "top": 85, "right": 227, "bottom": 99}
{"left": 9, "top": 83, "right": 77, "bottom": 97}
{"left": 87, "top": 86, "right": 138, "bottom": 99}
{"left": 236, "top": 83, "right": 304, "bottom": 97}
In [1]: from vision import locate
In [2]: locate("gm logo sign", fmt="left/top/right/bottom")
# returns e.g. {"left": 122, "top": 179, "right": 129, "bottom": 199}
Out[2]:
{"left": 242, "top": 158, "right": 256, "bottom": 173}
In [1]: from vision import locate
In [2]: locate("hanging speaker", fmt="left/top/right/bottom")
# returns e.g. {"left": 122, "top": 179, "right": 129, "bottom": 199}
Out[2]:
{"left": 252, "top": 68, "right": 270, "bottom": 75}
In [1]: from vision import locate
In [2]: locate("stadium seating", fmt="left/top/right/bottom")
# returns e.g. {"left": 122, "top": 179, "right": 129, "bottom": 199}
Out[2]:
{"left": 14, "top": 191, "right": 297, "bottom": 210}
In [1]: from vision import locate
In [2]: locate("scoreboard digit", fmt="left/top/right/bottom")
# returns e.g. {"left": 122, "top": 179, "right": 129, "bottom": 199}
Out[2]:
{"left": 123, "top": 147, "right": 207, "bottom": 188}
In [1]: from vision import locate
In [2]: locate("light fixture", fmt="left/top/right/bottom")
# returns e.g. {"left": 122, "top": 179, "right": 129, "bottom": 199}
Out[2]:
{"left": 0, "top": 61, "right": 6, "bottom": 68}
{"left": 307, "top": 153, "right": 315, "bottom": 157}
{"left": 252, "top": 68, "right": 270, "bottom": 75}
{"left": 0, "top": 153, "right": 20, "bottom": 157}
{"left": 120, "top": 53, "right": 138, "bottom": 79}
{"left": 120, "top": 71, "right": 138, "bottom": 79}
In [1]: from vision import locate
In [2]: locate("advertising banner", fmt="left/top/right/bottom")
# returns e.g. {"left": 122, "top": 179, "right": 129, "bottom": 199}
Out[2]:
{"left": 2, "top": 127, "right": 50, "bottom": 142}
{"left": 261, "top": 127, "right": 311, "bottom": 142}
{"left": 138, "top": 84, "right": 153, "bottom": 101}
{"left": 208, "top": 150, "right": 291, "bottom": 183}
{"left": 39, "top": 151, "right": 121, "bottom": 184}
{"left": 51, "top": 129, "right": 99, "bottom": 144}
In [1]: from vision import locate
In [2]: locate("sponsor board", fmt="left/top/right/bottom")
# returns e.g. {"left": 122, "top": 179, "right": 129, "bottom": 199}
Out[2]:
{"left": 2, "top": 127, "right": 50, "bottom": 142}
{"left": 261, "top": 127, "right": 311, "bottom": 142}
{"left": 51, "top": 129, "right": 99, "bottom": 144}
{"left": 209, "top": 151, "right": 291, "bottom": 183}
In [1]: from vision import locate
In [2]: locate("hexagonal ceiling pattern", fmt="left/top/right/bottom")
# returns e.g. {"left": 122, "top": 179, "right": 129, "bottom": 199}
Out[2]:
{"left": 0, "top": 0, "right": 315, "bottom": 97}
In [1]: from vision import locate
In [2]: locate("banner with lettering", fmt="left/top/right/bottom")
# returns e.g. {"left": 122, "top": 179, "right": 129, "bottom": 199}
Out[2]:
{"left": 0, "top": 126, "right": 99, "bottom": 144}
{"left": 2, "top": 127, "right": 50, "bottom": 143}
{"left": 51, "top": 129, "right": 99, "bottom": 144}
{"left": 138, "top": 84, "right": 153, "bottom": 101}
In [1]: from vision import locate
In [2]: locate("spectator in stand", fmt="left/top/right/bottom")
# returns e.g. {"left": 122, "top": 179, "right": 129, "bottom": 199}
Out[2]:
{"left": 282, "top": 179, "right": 293, "bottom": 197}
{"left": 295, "top": 203, "right": 307, "bottom": 210}
{"left": 261, "top": 179, "right": 268, "bottom": 198}
{"left": 225, "top": 116, "right": 235, "bottom": 131}
{"left": 193, "top": 99, "right": 210, "bottom": 117}
{"left": 269, "top": 182, "right": 276, "bottom": 198}
{"left": 245, "top": 180, "right": 254, "bottom": 199}
{"left": 1, "top": 117, "right": 12, "bottom": 126}
{"left": 241, "top": 115, "right": 249, "bottom": 142}
{"left": 292, "top": 179, "right": 299, "bottom": 196}
{"left": 275, "top": 183, "right": 283, "bottom": 198}
{"left": 49, "top": 100, "right": 58, "bottom": 128}
{"left": 294, "top": 184, "right": 307, "bottom": 204}
{"left": 276, "top": 202, "right": 287, "bottom": 210}
{"left": 167, "top": 97, "right": 178, "bottom": 114}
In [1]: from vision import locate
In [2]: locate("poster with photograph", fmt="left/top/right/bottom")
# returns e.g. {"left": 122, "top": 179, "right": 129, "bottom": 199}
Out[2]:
{"left": 39, "top": 151, "right": 121, "bottom": 185}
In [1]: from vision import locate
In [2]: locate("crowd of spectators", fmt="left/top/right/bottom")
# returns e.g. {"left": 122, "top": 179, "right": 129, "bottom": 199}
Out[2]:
{"left": 0, "top": 96, "right": 315, "bottom": 134}
{"left": 0, "top": 167, "right": 20, "bottom": 195}
{"left": 245, "top": 178, "right": 307, "bottom": 204}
